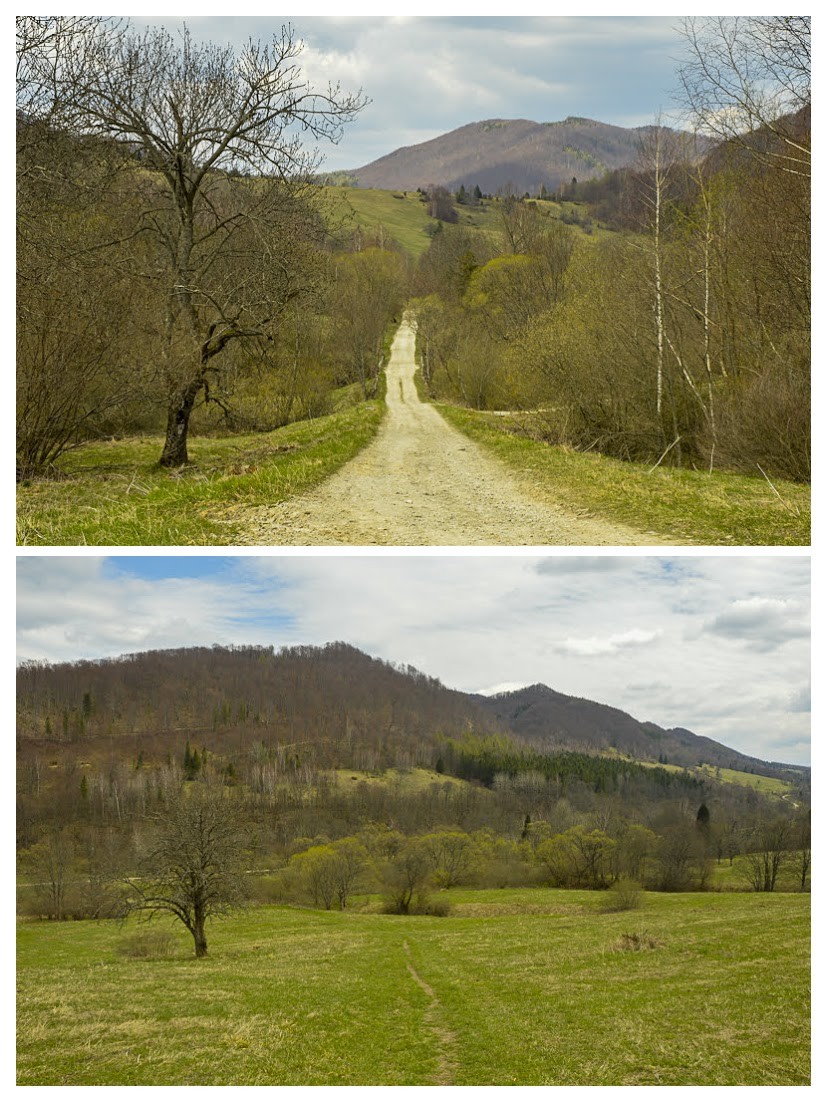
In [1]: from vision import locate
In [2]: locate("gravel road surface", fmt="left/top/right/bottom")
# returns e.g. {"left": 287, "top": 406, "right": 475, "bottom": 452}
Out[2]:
{"left": 235, "top": 319, "right": 664, "bottom": 546}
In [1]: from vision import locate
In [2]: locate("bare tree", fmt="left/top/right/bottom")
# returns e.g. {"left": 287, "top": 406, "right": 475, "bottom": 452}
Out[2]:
{"left": 125, "top": 788, "right": 249, "bottom": 957}
{"left": 678, "top": 16, "right": 810, "bottom": 177}
{"left": 16, "top": 18, "right": 147, "bottom": 476}
{"left": 22, "top": 828, "right": 77, "bottom": 920}
{"left": 792, "top": 811, "right": 810, "bottom": 892}
{"left": 740, "top": 817, "right": 791, "bottom": 892}
{"left": 16, "top": 16, "right": 113, "bottom": 134}
{"left": 635, "top": 123, "right": 689, "bottom": 425}
{"left": 52, "top": 22, "right": 365, "bottom": 467}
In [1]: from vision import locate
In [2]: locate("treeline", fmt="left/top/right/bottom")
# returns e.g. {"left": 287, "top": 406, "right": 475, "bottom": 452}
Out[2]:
{"left": 17, "top": 766, "right": 811, "bottom": 924}
{"left": 413, "top": 21, "right": 809, "bottom": 481}
{"left": 16, "top": 643, "right": 497, "bottom": 755}
{"left": 16, "top": 17, "right": 408, "bottom": 476}
{"left": 18, "top": 646, "right": 810, "bottom": 913}
{"left": 437, "top": 731, "right": 699, "bottom": 794}
{"left": 17, "top": 649, "right": 797, "bottom": 864}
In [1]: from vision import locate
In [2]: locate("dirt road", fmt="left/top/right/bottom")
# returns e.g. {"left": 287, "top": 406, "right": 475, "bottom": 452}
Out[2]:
{"left": 237, "top": 319, "right": 662, "bottom": 546}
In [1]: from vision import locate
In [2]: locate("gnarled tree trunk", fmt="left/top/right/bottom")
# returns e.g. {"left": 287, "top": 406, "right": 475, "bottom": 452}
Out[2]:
{"left": 159, "top": 379, "right": 203, "bottom": 468}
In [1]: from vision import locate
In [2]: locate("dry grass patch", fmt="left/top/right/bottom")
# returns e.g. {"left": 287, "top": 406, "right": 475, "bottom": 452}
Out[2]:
{"left": 610, "top": 931, "right": 664, "bottom": 952}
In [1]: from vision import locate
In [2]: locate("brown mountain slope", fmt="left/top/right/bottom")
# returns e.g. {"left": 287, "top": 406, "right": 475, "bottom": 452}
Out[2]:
{"left": 350, "top": 116, "right": 688, "bottom": 194}
{"left": 16, "top": 645, "right": 806, "bottom": 786}
{"left": 473, "top": 683, "right": 807, "bottom": 782}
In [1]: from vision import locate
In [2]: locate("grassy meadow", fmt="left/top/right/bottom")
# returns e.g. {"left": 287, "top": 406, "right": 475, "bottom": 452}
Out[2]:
{"left": 16, "top": 398, "right": 384, "bottom": 546}
{"left": 325, "top": 187, "right": 515, "bottom": 258}
{"left": 437, "top": 405, "right": 811, "bottom": 546}
{"left": 323, "top": 187, "right": 599, "bottom": 260}
{"left": 17, "top": 888, "right": 809, "bottom": 1086}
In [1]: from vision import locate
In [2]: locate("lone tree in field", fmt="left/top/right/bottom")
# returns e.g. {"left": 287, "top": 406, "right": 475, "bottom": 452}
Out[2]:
{"left": 126, "top": 788, "right": 249, "bottom": 957}
{"left": 52, "top": 22, "right": 365, "bottom": 467}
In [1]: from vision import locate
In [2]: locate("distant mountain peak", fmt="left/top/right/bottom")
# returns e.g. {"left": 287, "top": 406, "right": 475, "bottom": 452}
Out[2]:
{"left": 349, "top": 115, "right": 695, "bottom": 195}
{"left": 16, "top": 643, "right": 804, "bottom": 782}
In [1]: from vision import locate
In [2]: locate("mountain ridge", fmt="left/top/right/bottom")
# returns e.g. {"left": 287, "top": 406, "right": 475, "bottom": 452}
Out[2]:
{"left": 473, "top": 682, "right": 805, "bottom": 780}
{"left": 16, "top": 643, "right": 806, "bottom": 782}
{"left": 349, "top": 115, "right": 702, "bottom": 195}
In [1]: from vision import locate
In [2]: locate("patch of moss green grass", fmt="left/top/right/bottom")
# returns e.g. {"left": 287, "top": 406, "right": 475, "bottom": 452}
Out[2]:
{"left": 16, "top": 399, "right": 383, "bottom": 546}
{"left": 17, "top": 888, "right": 809, "bottom": 1085}
{"left": 321, "top": 189, "right": 594, "bottom": 260}
{"left": 625, "top": 756, "right": 797, "bottom": 798}
{"left": 323, "top": 187, "right": 440, "bottom": 258}
{"left": 437, "top": 405, "right": 810, "bottom": 546}
{"left": 329, "top": 767, "right": 476, "bottom": 793}
{"left": 693, "top": 764, "right": 798, "bottom": 795}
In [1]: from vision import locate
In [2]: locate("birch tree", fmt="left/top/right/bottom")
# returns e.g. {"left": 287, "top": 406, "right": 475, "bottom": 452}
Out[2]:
{"left": 678, "top": 16, "right": 810, "bottom": 178}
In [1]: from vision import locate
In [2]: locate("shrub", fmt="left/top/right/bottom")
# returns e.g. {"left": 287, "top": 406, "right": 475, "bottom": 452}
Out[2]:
{"left": 382, "top": 891, "right": 451, "bottom": 916}
{"left": 599, "top": 878, "right": 644, "bottom": 913}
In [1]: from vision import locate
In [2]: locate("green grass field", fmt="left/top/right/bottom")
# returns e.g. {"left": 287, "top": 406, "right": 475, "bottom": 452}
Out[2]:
{"left": 324, "top": 187, "right": 441, "bottom": 258}
{"left": 16, "top": 398, "right": 384, "bottom": 546}
{"left": 693, "top": 764, "right": 798, "bottom": 796}
{"left": 627, "top": 757, "right": 799, "bottom": 799}
{"left": 17, "top": 888, "right": 809, "bottom": 1086}
{"left": 322, "top": 188, "right": 598, "bottom": 259}
{"left": 437, "top": 406, "right": 810, "bottom": 546}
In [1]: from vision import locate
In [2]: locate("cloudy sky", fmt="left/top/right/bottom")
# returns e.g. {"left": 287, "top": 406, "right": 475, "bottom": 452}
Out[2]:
{"left": 131, "top": 13, "right": 692, "bottom": 171}
{"left": 17, "top": 554, "right": 810, "bottom": 766}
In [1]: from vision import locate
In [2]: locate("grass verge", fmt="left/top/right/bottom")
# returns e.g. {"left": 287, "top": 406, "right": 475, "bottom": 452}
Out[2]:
{"left": 16, "top": 399, "right": 384, "bottom": 546}
{"left": 17, "top": 888, "right": 809, "bottom": 1085}
{"left": 436, "top": 406, "right": 810, "bottom": 546}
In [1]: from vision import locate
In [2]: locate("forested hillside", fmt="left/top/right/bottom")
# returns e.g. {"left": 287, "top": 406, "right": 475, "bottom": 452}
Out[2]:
{"left": 413, "top": 20, "right": 810, "bottom": 482}
{"left": 349, "top": 116, "right": 701, "bottom": 196}
{"left": 17, "top": 643, "right": 811, "bottom": 917}
{"left": 476, "top": 683, "right": 806, "bottom": 781}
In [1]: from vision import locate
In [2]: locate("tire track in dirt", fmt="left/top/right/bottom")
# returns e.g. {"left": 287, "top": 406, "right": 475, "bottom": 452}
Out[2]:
{"left": 234, "top": 317, "right": 665, "bottom": 546}
{"left": 403, "top": 939, "right": 458, "bottom": 1086}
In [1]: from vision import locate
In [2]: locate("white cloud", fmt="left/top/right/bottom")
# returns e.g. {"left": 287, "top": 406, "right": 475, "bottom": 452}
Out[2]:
{"left": 15, "top": 554, "right": 811, "bottom": 765}
{"left": 701, "top": 595, "right": 809, "bottom": 652}
{"left": 555, "top": 628, "right": 662, "bottom": 657}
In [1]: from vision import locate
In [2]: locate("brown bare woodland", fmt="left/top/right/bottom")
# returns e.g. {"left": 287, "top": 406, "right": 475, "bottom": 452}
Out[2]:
{"left": 16, "top": 18, "right": 391, "bottom": 475}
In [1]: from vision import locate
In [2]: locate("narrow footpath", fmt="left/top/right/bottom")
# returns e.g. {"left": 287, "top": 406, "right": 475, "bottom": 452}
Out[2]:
{"left": 237, "top": 319, "right": 662, "bottom": 545}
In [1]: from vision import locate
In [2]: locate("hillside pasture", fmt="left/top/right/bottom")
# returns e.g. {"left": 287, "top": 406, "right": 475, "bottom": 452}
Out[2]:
{"left": 324, "top": 187, "right": 441, "bottom": 258}
{"left": 17, "top": 889, "right": 809, "bottom": 1086}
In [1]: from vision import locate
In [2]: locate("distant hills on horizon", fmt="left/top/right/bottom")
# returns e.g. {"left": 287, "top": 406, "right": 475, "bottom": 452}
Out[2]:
{"left": 347, "top": 116, "right": 704, "bottom": 195}
{"left": 17, "top": 643, "right": 807, "bottom": 782}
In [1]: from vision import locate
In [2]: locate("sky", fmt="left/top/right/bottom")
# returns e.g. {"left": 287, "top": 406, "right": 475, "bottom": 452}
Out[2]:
{"left": 16, "top": 554, "right": 811, "bottom": 766}
{"left": 130, "top": 14, "right": 692, "bottom": 172}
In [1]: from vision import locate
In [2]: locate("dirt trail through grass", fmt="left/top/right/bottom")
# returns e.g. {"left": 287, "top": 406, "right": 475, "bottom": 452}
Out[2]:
{"left": 235, "top": 318, "right": 660, "bottom": 545}
{"left": 403, "top": 940, "right": 458, "bottom": 1086}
